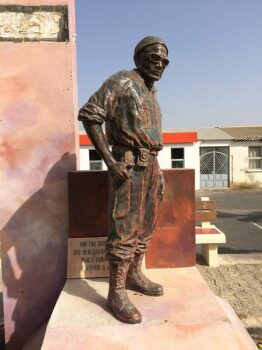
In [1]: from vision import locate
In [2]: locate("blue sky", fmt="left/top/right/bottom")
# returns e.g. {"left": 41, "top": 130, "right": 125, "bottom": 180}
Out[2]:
{"left": 76, "top": 0, "right": 262, "bottom": 129}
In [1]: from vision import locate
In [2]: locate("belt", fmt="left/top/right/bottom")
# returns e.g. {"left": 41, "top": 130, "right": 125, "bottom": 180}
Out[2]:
{"left": 112, "top": 145, "right": 158, "bottom": 168}
{"left": 113, "top": 145, "right": 158, "bottom": 155}
{"left": 133, "top": 148, "right": 158, "bottom": 157}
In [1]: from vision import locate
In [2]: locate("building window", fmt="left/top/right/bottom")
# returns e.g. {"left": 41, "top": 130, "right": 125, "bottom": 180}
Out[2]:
{"left": 249, "top": 146, "right": 261, "bottom": 170}
{"left": 89, "top": 150, "right": 102, "bottom": 170}
{"left": 171, "top": 148, "right": 184, "bottom": 168}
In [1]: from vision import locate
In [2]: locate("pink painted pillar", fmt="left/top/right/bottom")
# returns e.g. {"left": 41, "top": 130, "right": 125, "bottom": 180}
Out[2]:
{"left": 0, "top": 1, "right": 78, "bottom": 348}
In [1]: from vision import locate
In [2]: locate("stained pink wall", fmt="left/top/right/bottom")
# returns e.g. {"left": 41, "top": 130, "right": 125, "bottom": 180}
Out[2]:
{"left": 0, "top": 1, "right": 78, "bottom": 348}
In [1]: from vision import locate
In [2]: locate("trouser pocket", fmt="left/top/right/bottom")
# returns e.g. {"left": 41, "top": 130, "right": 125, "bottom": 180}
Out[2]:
{"left": 112, "top": 177, "right": 131, "bottom": 219}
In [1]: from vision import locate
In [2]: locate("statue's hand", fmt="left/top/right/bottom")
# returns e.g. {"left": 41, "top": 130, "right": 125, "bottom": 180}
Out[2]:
{"left": 109, "top": 162, "right": 132, "bottom": 182}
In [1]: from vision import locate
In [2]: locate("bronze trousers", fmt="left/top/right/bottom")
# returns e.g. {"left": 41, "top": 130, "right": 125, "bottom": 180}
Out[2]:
{"left": 107, "top": 156, "right": 160, "bottom": 262}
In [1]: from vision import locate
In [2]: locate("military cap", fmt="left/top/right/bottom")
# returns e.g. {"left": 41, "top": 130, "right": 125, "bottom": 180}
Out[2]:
{"left": 134, "top": 36, "right": 168, "bottom": 57}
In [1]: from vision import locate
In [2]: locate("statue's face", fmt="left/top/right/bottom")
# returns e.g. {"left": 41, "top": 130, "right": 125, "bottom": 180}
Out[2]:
{"left": 137, "top": 44, "right": 169, "bottom": 82}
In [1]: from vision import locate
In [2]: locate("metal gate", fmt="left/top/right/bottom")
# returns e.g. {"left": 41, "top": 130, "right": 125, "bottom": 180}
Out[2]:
{"left": 200, "top": 147, "right": 229, "bottom": 188}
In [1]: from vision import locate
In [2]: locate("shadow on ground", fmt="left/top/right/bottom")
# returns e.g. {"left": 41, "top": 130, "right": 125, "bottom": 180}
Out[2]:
{"left": 218, "top": 210, "right": 262, "bottom": 222}
{"left": 63, "top": 279, "right": 108, "bottom": 313}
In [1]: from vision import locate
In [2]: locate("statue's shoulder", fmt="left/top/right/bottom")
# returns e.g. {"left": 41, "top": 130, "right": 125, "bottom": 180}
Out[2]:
{"left": 103, "top": 70, "right": 137, "bottom": 90}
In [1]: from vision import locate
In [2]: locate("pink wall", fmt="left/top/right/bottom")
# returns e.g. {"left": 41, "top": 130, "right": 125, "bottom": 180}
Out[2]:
{"left": 0, "top": 1, "right": 78, "bottom": 348}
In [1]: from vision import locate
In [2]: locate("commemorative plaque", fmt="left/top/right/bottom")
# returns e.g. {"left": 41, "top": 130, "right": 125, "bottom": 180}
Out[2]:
{"left": 67, "top": 237, "right": 109, "bottom": 278}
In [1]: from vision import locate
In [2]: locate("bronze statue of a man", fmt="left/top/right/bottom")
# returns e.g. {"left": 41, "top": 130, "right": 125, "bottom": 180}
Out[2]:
{"left": 78, "top": 36, "right": 169, "bottom": 324}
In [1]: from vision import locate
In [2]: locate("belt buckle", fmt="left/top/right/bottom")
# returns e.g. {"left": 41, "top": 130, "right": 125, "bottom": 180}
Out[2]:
{"left": 124, "top": 150, "right": 135, "bottom": 167}
{"left": 136, "top": 148, "right": 150, "bottom": 167}
{"left": 112, "top": 145, "right": 135, "bottom": 167}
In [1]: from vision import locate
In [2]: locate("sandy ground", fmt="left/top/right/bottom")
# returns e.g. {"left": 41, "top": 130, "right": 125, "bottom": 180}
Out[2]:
{"left": 196, "top": 258, "right": 262, "bottom": 348}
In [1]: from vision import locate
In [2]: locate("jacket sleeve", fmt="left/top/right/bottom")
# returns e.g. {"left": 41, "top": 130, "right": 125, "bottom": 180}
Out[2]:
{"left": 78, "top": 79, "right": 117, "bottom": 124}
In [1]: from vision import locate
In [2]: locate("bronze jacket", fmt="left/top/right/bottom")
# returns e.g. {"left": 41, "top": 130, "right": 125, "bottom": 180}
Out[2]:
{"left": 78, "top": 69, "right": 163, "bottom": 151}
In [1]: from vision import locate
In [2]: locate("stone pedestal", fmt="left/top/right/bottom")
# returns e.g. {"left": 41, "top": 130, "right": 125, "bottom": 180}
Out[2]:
{"left": 24, "top": 268, "right": 257, "bottom": 350}
{"left": 0, "top": 1, "right": 78, "bottom": 348}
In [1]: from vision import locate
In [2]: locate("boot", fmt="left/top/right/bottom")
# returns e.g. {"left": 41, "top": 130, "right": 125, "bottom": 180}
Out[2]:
{"left": 107, "top": 260, "right": 142, "bottom": 324}
{"left": 127, "top": 254, "right": 164, "bottom": 296}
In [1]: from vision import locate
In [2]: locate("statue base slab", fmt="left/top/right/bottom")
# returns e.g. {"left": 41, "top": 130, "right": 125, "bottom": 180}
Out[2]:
{"left": 24, "top": 267, "right": 256, "bottom": 350}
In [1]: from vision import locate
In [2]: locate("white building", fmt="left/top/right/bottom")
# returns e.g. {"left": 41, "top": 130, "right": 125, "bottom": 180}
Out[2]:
{"left": 220, "top": 126, "right": 262, "bottom": 188}
{"left": 79, "top": 126, "right": 262, "bottom": 190}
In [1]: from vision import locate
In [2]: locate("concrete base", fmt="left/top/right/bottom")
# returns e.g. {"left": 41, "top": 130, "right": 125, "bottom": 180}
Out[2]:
{"left": 24, "top": 268, "right": 256, "bottom": 350}
{"left": 219, "top": 253, "right": 262, "bottom": 265}
{"left": 196, "top": 225, "right": 226, "bottom": 267}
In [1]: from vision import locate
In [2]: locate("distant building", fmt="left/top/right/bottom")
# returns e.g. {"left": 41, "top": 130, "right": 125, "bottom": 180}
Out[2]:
{"left": 79, "top": 125, "right": 262, "bottom": 190}
{"left": 219, "top": 126, "right": 262, "bottom": 188}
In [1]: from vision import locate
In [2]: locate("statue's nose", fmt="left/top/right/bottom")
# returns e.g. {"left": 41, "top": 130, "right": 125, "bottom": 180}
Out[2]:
{"left": 156, "top": 60, "right": 164, "bottom": 69}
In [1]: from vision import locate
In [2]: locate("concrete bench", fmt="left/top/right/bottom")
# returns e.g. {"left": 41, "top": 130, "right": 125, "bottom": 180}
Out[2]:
{"left": 195, "top": 197, "right": 226, "bottom": 267}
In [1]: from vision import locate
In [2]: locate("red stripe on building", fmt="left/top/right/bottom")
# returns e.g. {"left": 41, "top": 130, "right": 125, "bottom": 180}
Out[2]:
{"left": 162, "top": 132, "right": 197, "bottom": 143}
{"left": 80, "top": 132, "right": 197, "bottom": 146}
{"left": 80, "top": 134, "right": 92, "bottom": 145}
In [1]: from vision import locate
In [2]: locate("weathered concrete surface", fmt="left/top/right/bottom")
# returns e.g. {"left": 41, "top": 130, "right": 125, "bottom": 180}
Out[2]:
{"left": 0, "top": 0, "right": 78, "bottom": 348}
{"left": 24, "top": 268, "right": 256, "bottom": 350}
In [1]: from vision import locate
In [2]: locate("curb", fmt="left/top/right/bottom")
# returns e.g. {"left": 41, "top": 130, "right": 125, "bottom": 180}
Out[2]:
{"left": 219, "top": 254, "right": 262, "bottom": 265}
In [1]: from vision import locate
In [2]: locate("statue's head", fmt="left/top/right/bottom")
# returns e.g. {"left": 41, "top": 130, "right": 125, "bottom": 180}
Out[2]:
{"left": 134, "top": 36, "right": 169, "bottom": 82}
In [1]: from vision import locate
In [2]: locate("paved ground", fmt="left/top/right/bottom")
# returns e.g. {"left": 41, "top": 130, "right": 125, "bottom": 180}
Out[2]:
{"left": 196, "top": 189, "right": 262, "bottom": 348}
{"left": 196, "top": 189, "right": 262, "bottom": 254}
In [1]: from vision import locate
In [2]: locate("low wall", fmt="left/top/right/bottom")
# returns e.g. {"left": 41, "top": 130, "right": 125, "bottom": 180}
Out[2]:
{"left": 67, "top": 169, "right": 196, "bottom": 270}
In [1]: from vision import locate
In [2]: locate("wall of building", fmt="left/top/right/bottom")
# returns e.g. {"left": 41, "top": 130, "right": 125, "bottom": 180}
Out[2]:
{"left": 80, "top": 146, "right": 106, "bottom": 170}
{"left": 159, "top": 144, "right": 199, "bottom": 189}
{"left": 197, "top": 140, "right": 262, "bottom": 188}
{"left": 229, "top": 141, "right": 262, "bottom": 187}
{"left": 79, "top": 139, "right": 262, "bottom": 190}
{"left": 80, "top": 147, "right": 91, "bottom": 170}
{"left": 198, "top": 140, "right": 231, "bottom": 147}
